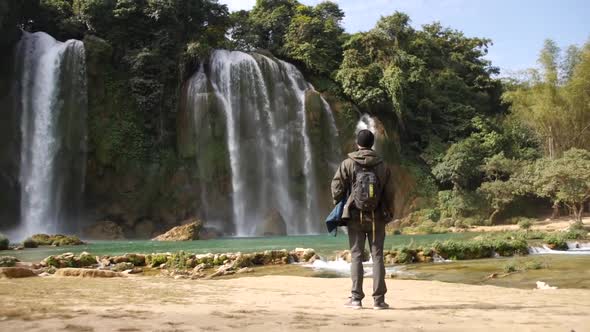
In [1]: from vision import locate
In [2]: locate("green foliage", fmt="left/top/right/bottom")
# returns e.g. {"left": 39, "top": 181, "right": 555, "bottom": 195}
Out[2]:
{"left": 526, "top": 149, "right": 590, "bottom": 221}
{"left": 518, "top": 219, "right": 533, "bottom": 231}
{"left": 503, "top": 40, "right": 590, "bottom": 158}
{"left": 543, "top": 233, "right": 568, "bottom": 250}
{"left": 30, "top": 234, "right": 83, "bottom": 246}
{"left": 433, "top": 236, "right": 528, "bottom": 260}
{"left": 0, "top": 233, "right": 8, "bottom": 250}
{"left": 146, "top": 253, "right": 168, "bottom": 267}
{"left": 167, "top": 251, "right": 192, "bottom": 269}
{"left": 503, "top": 260, "right": 518, "bottom": 273}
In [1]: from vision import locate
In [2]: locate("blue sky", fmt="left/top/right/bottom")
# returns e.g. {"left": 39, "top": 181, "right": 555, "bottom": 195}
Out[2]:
{"left": 219, "top": 0, "right": 589, "bottom": 75}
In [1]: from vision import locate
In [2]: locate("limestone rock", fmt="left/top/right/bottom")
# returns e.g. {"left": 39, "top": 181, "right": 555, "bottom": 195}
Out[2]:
{"left": 0, "top": 256, "right": 19, "bottom": 267}
{"left": 0, "top": 267, "right": 37, "bottom": 278}
{"left": 152, "top": 219, "right": 202, "bottom": 241}
{"left": 82, "top": 220, "right": 125, "bottom": 240}
{"left": 256, "top": 210, "right": 287, "bottom": 236}
{"left": 55, "top": 268, "right": 124, "bottom": 278}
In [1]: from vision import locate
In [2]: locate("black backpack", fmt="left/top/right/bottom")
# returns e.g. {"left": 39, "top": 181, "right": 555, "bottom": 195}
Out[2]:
{"left": 352, "top": 162, "right": 380, "bottom": 212}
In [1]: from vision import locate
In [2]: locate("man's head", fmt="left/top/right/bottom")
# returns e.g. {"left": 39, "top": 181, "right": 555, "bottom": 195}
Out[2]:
{"left": 356, "top": 129, "right": 374, "bottom": 149}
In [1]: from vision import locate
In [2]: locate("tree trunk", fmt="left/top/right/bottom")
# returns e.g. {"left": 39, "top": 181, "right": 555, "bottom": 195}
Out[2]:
{"left": 551, "top": 202, "right": 560, "bottom": 219}
{"left": 489, "top": 209, "right": 500, "bottom": 225}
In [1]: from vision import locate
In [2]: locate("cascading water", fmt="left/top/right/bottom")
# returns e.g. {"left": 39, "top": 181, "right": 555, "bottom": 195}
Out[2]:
{"left": 13, "top": 31, "right": 87, "bottom": 238}
{"left": 185, "top": 50, "right": 340, "bottom": 236}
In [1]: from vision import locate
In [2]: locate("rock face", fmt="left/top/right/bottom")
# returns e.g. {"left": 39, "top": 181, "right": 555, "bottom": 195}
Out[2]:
{"left": 55, "top": 268, "right": 123, "bottom": 278}
{"left": 0, "top": 267, "right": 37, "bottom": 278}
{"left": 82, "top": 220, "right": 125, "bottom": 240}
{"left": 152, "top": 219, "right": 202, "bottom": 241}
{"left": 256, "top": 210, "right": 287, "bottom": 236}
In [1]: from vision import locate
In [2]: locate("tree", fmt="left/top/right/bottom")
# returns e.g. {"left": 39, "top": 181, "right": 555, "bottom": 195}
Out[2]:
{"left": 531, "top": 148, "right": 590, "bottom": 222}
{"left": 282, "top": 2, "right": 344, "bottom": 75}
{"left": 503, "top": 39, "right": 590, "bottom": 158}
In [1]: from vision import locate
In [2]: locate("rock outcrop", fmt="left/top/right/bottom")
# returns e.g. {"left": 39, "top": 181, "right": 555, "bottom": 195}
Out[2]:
{"left": 152, "top": 219, "right": 202, "bottom": 241}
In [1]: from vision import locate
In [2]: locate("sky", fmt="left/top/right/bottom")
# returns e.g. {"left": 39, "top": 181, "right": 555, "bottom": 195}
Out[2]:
{"left": 218, "top": 0, "right": 589, "bottom": 75}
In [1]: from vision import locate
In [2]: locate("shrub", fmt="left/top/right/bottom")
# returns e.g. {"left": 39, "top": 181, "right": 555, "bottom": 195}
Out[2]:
{"left": 543, "top": 233, "right": 568, "bottom": 250}
{"left": 503, "top": 261, "right": 518, "bottom": 273}
{"left": 23, "top": 238, "right": 39, "bottom": 248}
{"left": 524, "top": 260, "right": 544, "bottom": 270}
{"left": 0, "top": 234, "right": 8, "bottom": 250}
{"left": 146, "top": 253, "right": 168, "bottom": 267}
{"left": 518, "top": 219, "right": 533, "bottom": 231}
{"left": 167, "top": 251, "right": 192, "bottom": 269}
{"left": 564, "top": 229, "right": 587, "bottom": 240}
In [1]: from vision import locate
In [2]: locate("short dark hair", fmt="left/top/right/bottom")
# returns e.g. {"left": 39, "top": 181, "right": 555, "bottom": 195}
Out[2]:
{"left": 356, "top": 129, "right": 374, "bottom": 148}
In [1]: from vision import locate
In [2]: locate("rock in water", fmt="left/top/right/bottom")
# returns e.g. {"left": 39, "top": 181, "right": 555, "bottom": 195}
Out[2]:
{"left": 152, "top": 219, "right": 203, "bottom": 241}
{"left": 256, "top": 210, "right": 287, "bottom": 236}
{"left": 82, "top": 220, "right": 125, "bottom": 240}
{"left": 0, "top": 267, "right": 37, "bottom": 278}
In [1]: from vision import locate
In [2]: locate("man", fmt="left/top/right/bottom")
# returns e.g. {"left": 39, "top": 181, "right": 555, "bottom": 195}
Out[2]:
{"left": 331, "top": 129, "right": 394, "bottom": 310}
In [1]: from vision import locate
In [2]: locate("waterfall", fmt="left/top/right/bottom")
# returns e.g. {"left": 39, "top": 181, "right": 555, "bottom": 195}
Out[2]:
{"left": 14, "top": 31, "right": 87, "bottom": 237}
{"left": 185, "top": 50, "right": 340, "bottom": 236}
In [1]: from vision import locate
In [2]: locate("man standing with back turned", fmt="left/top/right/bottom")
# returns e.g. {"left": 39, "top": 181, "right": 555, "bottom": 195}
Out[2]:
{"left": 331, "top": 129, "right": 394, "bottom": 310}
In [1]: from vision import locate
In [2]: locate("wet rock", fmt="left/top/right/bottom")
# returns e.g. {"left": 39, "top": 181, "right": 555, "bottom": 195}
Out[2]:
{"left": 256, "top": 210, "right": 287, "bottom": 236}
{"left": 31, "top": 234, "right": 84, "bottom": 246}
{"left": 0, "top": 256, "right": 19, "bottom": 267}
{"left": 82, "top": 220, "right": 125, "bottom": 240}
{"left": 193, "top": 263, "right": 207, "bottom": 273}
{"left": 152, "top": 219, "right": 202, "bottom": 241}
{"left": 291, "top": 248, "right": 318, "bottom": 262}
{"left": 55, "top": 268, "right": 124, "bottom": 278}
{"left": 0, "top": 267, "right": 37, "bottom": 278}
{"left": 41, "top": 252, "right": 97, "bottom": 268}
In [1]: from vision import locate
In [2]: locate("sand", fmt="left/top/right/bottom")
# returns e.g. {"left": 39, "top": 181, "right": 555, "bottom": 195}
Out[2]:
{"left": 1, "top": 275, "right": 589, "bottom": 332}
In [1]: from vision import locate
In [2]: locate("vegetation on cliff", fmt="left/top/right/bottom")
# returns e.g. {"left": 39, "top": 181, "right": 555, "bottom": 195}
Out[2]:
{"left": 1, "top": 0, "right": 589, "bottom": 233}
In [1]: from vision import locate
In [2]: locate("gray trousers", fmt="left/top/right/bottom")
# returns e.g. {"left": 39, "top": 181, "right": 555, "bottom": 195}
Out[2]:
{"left": 347, "top": 216, "right": 387, "bottom": 303}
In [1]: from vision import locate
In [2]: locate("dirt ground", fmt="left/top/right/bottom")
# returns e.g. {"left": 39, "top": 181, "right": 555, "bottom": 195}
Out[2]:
{"left": 1, "top": 274, "right": 589, "bottom": 332}
{"left": 466, "top": 216, "right": 590, "bottom": 233}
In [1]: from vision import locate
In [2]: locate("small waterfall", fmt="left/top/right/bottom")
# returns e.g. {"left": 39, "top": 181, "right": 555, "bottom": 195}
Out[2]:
{"left": 529, "top": 243, "right": 590, "bottom": 255}
{"left": 185, "top": 50, "right": 340, "bottom": 236}
{"left": 14, "top": 31, "right": 87, "bottom": 237}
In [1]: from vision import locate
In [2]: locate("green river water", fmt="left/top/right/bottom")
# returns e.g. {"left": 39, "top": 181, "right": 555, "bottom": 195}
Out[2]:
{"left": 2, "top": 233, "right": 589, "bottom": 290}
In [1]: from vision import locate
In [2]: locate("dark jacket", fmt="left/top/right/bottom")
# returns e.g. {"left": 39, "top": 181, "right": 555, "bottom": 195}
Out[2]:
{"left": 331, "top": 148, "right": 394, "bottom": 222}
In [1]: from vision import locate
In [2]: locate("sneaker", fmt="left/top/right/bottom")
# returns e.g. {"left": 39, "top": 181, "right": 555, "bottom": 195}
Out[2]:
{"left": 373, "top": 302, "right": 390, "bottom": 310}
{"left": 344, "top": 298, "right": 362, "bottom": 309}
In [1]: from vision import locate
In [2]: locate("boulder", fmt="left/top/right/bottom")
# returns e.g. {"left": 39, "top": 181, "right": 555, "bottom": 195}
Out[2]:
{"left": 256, "top": 210, "right": 287, "bottom": 236}
{"left": 152, "top": 219, "right": 202, "bottom": 241}
{"left": 55, "top": 268, "right": 124, "bottom": 278}
{"left": 0, "top": 256, "right": 19, "bottom": 267}
{"left": 82, "top": 220, "right": 125, "bottom": 240}
{"left": 0, "top": 267, "right": 37, "bottom": 278}
{"left": 30, "top": 234, "right": 84, "bottom": 246}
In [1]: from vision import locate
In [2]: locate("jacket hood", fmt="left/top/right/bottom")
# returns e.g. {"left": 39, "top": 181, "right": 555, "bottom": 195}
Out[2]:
{"left": 347, "top": 148, "right": 383, "bottom": 167}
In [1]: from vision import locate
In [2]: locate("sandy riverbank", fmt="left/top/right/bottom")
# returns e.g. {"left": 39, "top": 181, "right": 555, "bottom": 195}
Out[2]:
{"left": 1, "top": 275, "right": 588, "bottom": 332}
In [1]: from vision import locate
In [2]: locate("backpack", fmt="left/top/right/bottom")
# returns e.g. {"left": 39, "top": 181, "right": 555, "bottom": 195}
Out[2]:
{"left": 352, "top": 162, "right": 380, "bottom": 212}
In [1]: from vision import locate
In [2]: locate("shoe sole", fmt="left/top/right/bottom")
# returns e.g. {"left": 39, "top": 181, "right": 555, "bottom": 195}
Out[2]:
{"left": 373, "top": 307, "right": 389, "bottom": 310}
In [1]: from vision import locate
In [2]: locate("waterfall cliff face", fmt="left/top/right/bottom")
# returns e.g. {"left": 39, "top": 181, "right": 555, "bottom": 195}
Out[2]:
{"left": 184, "top": 50, "right": 340, "bottom": 236}
{"left": 13, "top": 31, "right": 87, "bottom": 237}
